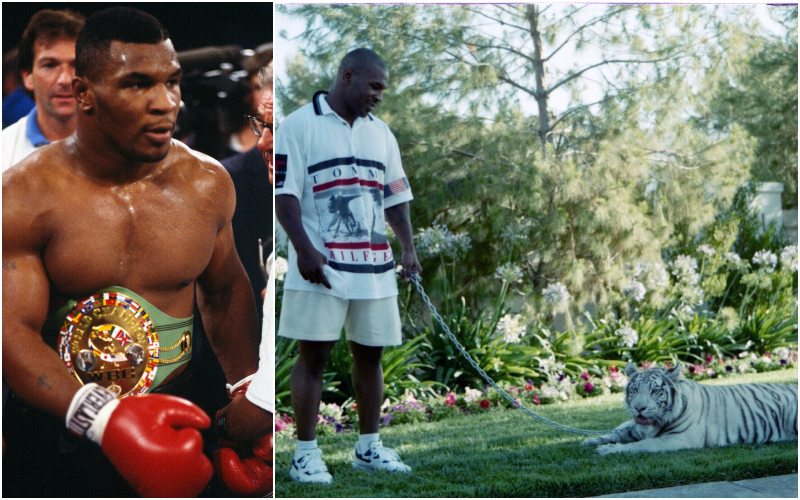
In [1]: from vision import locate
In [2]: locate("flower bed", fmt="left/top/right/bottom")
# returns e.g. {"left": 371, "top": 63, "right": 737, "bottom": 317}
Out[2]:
{"left": 275, "top": 350, "right": 797, "bottom": 435}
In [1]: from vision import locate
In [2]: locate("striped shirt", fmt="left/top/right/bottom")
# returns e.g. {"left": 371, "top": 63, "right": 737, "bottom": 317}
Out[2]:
{"left": 275, "top": 91, "right": 413, "bottom": 299}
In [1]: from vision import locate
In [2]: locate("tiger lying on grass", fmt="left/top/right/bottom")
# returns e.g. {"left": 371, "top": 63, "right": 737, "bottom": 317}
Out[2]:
{"left": 582, "top": 362, "right": 798, "bottom": 455}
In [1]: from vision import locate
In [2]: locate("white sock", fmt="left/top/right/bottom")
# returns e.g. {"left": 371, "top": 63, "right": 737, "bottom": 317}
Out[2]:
{"left": 296, "top": 439, "right": 318, "bottom": 457}
{"left": 358, "top": 433, "right": 380, "bottom": 450}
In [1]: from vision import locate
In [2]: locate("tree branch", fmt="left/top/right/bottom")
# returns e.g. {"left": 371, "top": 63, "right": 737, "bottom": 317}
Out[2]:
{"left": 545, "top": 6, "right": 632, "bottom": 62}
{"left": 548, "top": 56, "right": 674, "bottom": 94}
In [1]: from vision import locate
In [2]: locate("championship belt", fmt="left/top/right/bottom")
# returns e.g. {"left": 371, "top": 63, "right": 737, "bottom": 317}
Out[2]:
{"left": 58, "top": 292, "right": 159, "bottom": 398}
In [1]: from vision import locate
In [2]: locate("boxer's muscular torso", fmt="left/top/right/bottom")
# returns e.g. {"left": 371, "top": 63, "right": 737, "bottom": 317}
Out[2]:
{"left": 3, "top": 137, "right": 234, "bottom": 417}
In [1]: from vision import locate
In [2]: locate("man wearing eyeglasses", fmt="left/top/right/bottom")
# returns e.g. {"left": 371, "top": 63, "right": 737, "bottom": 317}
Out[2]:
{"left": 220, "top": 91, "right": 273, "bottom": 319}
{"left": 275, "top": 48, "right": 421, "bottom": 484}
{"left": 211, "top": 63, "right": 274, "bottom": 497}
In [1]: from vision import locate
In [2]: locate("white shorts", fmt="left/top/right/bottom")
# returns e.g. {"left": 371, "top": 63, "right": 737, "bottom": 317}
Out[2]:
{"left": 277, "top": 290, "right": 402, "bottom": 346}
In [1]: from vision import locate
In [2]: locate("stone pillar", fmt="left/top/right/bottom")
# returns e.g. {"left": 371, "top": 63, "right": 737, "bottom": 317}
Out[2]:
{"left": 749, "top": 182, "right": 784, "bottom": 233}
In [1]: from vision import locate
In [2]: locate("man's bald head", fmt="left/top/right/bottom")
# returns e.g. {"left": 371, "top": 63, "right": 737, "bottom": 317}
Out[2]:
{"left": 337, "top": 48, "right": 387, "bottom": 77}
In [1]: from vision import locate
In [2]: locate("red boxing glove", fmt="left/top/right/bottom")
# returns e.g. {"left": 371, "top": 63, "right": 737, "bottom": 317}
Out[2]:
{"left": 213, "top": 434, "right": 273, "bottom": 497}
{"left": 66, "top": 384, "right": 213, "bottom": 498}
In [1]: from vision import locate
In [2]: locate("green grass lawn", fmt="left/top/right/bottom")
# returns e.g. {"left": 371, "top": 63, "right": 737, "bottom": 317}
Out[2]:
{"left": 275, "top": 369, "right": 798, "bottom": 497}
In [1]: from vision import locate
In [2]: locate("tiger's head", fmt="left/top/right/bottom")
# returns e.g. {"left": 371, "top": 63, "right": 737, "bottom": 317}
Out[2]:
{"left": 624, "top": 362, "right": 683, "bottom": 426}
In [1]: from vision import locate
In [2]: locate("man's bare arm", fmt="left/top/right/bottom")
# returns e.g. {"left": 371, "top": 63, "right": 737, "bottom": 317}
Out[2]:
{"left": 2, "top": 182, "right": 81, "bottom": 418}
{"left": 384, "top": 202, "right": 422, "bottom": 281}
{"left": 275, "top": 194, "right": 330, "bottom": 288}
{"left": 196, "top": 215, "right": 261, "bottom": 385}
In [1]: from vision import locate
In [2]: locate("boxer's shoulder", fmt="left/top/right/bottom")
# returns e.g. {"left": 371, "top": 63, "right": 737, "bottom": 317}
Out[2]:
{"left": 2, "top": 143, "right": 71, "bottom": 214}
{"left": 165, "top": 140, "right": 235, "bottom": 213}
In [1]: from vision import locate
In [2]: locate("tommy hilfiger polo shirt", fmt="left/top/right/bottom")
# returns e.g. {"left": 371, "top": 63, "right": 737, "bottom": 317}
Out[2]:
{"left": 275, "top": 91, "right": 413, "bottom": 300}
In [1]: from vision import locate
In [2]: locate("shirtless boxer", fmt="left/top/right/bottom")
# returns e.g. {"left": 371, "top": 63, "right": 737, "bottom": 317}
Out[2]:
{"left": 2, "top": 7, "right": 259, "bottom": 497}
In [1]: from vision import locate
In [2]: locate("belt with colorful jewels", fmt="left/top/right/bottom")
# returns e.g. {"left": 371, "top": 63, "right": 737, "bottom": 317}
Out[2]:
{"left": 53, "top": 287, "right": 193, "bottom": 398}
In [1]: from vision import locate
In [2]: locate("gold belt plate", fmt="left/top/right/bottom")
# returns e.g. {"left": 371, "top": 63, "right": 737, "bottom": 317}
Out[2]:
{"left": 58, "top": 292, "right": 159, "bottom": 398}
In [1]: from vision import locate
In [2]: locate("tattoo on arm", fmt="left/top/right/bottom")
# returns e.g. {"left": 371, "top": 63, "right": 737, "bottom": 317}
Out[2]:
{"left": 2, "top": 261, "right": 17, "bottom": 270}
{"left": 36, "top": 374, "right": 53, "bottom": 390}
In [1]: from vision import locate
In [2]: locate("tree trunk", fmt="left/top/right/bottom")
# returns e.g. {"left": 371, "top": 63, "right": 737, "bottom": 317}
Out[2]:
{"left": 527, "top": 4, "right": 550, "bottom": 146}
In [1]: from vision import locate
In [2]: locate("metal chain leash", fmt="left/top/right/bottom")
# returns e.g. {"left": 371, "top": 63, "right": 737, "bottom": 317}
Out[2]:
{"left": 409, "top": 271, "right": 612, "bottom": 436}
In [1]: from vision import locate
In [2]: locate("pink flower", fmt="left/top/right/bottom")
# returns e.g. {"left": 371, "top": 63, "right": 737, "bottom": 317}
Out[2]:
{"left": 641, "top": 361, "right": 653, "bottom": 369}
{"left": 689, "top": 364, "right": 705, "bottom": 375}
{"left": 532, "top": 394, "right": 541, "bottom": 405}
{"left": 445, "top": 393, "right": 456, "bottom": 406}
{"left": 524, "top": 383, "right": 534, "bottom": 392}
{"left": 284, "top": 415, "right": 294, "bottom": 424}
{"left": 609, "top": 366, "right": 618, "bottom": 374}
{"left": 351, "top": 403, "right": 358, "bottom": 410}
{"left": 580, "top": 372, "right": 591, "bottom": 381}
{"left": 583, "top": 383, "right": 594, "bottom": 394}
{"left": 705, "top": 353, "right": 714, "bottom": 365}
{"left": 275, "top": 418, "right": 287, "bottom": 433}
{"left": 478, "top": 399, "right": 491, "bottom": 409}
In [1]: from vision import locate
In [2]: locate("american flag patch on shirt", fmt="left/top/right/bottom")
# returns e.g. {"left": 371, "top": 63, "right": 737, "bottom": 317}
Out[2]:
{"left": 384, "top": 177, "right": 409, "bottom": 198}
{"left": 275, "top": 154, "right": 287, "bottom": 188}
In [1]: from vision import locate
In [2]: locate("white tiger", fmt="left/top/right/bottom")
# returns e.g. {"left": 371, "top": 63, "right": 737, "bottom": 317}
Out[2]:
{"left": 581, "top": 362, "right": 798, "bottom": 455}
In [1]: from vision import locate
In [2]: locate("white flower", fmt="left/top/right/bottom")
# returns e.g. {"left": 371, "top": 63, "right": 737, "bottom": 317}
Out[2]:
{"left": 773, "top": 347, "right": 790, "bottom": 360}
{"left": 780, "top": 245, "right": 797, "bottom": 273}
{"left": 622, "top": 280, "right": 647, "bottom": 302}
{"left": 679, "top": 284, "right": 705, "bottom": 307}
{"left": 724, "top": 252, "right": 742, "bottom": 266}
{"left": 537, "top": 356, "right": 555, "bottom": 373}
{"left": 464, "top": 387, "right": 482, "bottom": 403}
{"left": 671, "top": 255, "right": 700, "bottom": 285}
{"left": 500, "top": 217, "right": 532, "bottom": 245}
{"left": 615, "top": 326, "right": 639, "bottom": 348}
{"left": 540, "top": 385, "right": 560, "bottom": 399}
{"left": 543, "top": 282, "right": 571, "bottom": 306}
{"left": 677, "top": 304, "right": 695, "bottom": 321}
{"left": 494, "top": 263, "right": 523, "bottom": 284}
{"left": 635, "top": 261, "right": 670, "bottom": 290}
{"left": 697, "top": 244, "right": 716, "bottom": 256}
{"left": 672, "top": 254, "right": 698, "bottom": 274}
{"left": 415, "top": 224, "right": 471, "bottom": 260}
{"left": 497, "top": 313, "right": 527, "bottom": 343}
{"left": 752, "top": 250, "right": 778, "bottom": 273}
{"left": 275, "top": 256, "right": 289, "bottom": 281}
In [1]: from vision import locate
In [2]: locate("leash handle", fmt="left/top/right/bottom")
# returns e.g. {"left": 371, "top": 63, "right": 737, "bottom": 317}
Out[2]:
{"left": 408, "top": 270, "right": 611, "bottom": 436}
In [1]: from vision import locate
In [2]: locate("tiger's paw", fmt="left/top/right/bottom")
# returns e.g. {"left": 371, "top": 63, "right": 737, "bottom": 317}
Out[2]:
{"left": 581, "top": 436, "right": 604, "bottom": 447}
{"left": 595, "top": 443, "right": 626, "bottom": 455}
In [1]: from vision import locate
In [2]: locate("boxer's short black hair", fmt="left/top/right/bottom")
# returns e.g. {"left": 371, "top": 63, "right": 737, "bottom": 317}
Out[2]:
{"left": 75, "top": 6, "right": 169, "bottom": 80}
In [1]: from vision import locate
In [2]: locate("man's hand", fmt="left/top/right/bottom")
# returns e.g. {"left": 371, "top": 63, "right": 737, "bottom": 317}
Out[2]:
{"left": 297, "top": 246, "right": 331, "bottom": 289}
{"left": 399, "top": 250, "right": 422, "bottom": 282}
{"left": 215, "top": 395, "right": 273, "bottom": 444}
{"left": 213, "top": 395, "right": 273, "bottom": 497}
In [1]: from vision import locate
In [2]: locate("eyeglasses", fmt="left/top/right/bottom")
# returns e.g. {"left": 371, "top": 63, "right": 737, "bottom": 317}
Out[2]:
{"left": 245, "top": 115, "right": 272, "bottom": 137}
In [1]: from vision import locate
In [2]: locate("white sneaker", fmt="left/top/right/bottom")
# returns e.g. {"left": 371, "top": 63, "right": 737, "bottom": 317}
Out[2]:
{"left": 290, "top": 448, "right": 333, "bottom": 484}
{"left": 353, "top": 440, "right": 412, "bottom": 472}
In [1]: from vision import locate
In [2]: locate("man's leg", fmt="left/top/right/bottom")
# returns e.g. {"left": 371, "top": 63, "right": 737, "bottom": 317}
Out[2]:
{"left": 289, "top": 339, "right": 337, "bottom": 484}
{"left": 349, "top": 340, "right": 410, "bottom": 473}
{"left": 290, "top": 340, "right": 337, "bottom": 441}
{"left": 349, "top": 340, "right": 384, "bottom": 434}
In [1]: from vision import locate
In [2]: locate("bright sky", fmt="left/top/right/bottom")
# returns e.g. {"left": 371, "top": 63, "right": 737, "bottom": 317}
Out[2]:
{"left": 273, "top": 3, "right": 790, "bottom": 119}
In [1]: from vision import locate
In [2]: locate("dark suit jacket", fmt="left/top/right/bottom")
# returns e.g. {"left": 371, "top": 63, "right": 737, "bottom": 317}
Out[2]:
{"left": 222, "top": 146, "right": 273, "bottom": 318}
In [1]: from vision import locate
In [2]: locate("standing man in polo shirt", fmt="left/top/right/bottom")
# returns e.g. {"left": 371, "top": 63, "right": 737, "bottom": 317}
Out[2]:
{"left": 275, "top": 48, "right": 422, "bottom": 484}
{"left": 2, "top": 9, "right": 84, "bottom": 172}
